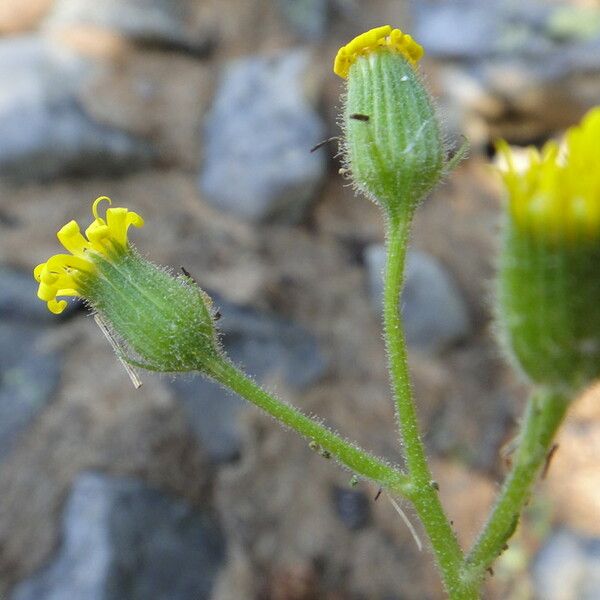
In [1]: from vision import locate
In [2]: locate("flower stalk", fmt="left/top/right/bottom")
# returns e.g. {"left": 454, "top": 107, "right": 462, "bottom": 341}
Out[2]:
{"left": 205, "top": 358, "right": 411, "bottom": 495}
{"left": 383, "top": 216, "right": 470, "bottom": 598}
{"left": 463, "top": 389, "right": 569, "bottom": 585}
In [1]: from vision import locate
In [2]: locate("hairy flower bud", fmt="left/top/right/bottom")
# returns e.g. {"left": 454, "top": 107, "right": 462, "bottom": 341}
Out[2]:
{"left": 34, "top": 197, "right": 222, "bottom": 374}
{"left": 334, "top": 26, "right": 450, "bottom": 219}
{"left": 496, "top": 108, "right": 600, "bottom": 391}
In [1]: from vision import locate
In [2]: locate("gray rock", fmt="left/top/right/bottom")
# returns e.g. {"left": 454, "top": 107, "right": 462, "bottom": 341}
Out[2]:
{"left": 332, "top": 486, "right": 370, "bottom": 531}
{"left": 169, "top": 377, "right": 245, "bottom": 464}
{"left": 11, "top": 472, "right": 226, "bottom": 600}
{"left": 413, "top": 1, "right": 561, "bottom": 60}
{"left": 0, "top": 323, "right": 62, "bottom": 456}
{"left": 412, "top": 1, "right": 503, "bottom": 59}
{"left": 169, "top": 296, "right": 327, "bottom": 463}
{"left": 0, "top": 346, "right": 62, "bottom": 457}
{"left": 199, "top": 50, "right": 326, "bottom": 223}
{"left": 0, "top": 36, "right": 154, "bottom": 181}
{"left": 44, "top": 0, "right": 206, "bottom": 51}
{"left": 218, "top": 297, "right": 327, "bottom": 389}
{"left": 365, "top": 246, "right": 471, "bottom": 353}
{"left": 0, "top": 266, "right": 79, "bottom": 322}
{"left": 278, "top": 0, "right": 329, "bottom": 40}
{"left": 533, "top": 529, "right": 600, "bottom": 600}
{"left": 0, "top": 322, "right": 38, "bottom": 373}
{"left": 0, "top": 323, "right": 62, "bottom": 457}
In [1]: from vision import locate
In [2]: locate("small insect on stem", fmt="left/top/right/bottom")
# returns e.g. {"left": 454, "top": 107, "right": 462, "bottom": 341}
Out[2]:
{"left": 374, "top": 488, "right": 382, "bottom": 501}
{"left": 500, "top": 436, "right": 518, "bottom": 470}
{"left": 308, "top": 440, "right": 331, "bottom": 459}
{"left": 542, "top": 443, "right": 559, "bottom": 479}
{"left": 349, "top": 113, "right": 370, "bottom": 122}
{"left": 180, "top": 266, "right": 196, "bottom": 283}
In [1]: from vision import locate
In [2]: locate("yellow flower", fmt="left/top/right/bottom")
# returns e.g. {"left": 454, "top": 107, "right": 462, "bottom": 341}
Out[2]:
{"left": 497, "top": 107, "right": 600, "bottom": 241}
{"left": 333, "top": 25, "right": 424, "bottom": 79}
{"left": 34, "top": 197, "right": 144, "bottom": 314}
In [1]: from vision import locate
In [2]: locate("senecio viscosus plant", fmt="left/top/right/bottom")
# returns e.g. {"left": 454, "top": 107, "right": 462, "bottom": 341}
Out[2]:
{"left": 34, "top": 26, "right": 600, "bottom": 599}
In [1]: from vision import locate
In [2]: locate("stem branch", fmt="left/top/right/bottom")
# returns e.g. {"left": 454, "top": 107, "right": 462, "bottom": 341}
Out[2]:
{"left": 206, "top": 358, "right": 411, "bottom": 496}
{"left": 464, "top": 388, "right": 569, "bottom": 584}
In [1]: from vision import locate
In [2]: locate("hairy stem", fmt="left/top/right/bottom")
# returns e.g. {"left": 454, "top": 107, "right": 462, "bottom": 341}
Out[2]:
{"left": 383, "top": 216, "right": 475, "bottom": 599}
{"left": 464, "top": 388, "right": 569, "bottom": 584}
{"left": 205, "top": 358, "right": 411, "bottom": 496}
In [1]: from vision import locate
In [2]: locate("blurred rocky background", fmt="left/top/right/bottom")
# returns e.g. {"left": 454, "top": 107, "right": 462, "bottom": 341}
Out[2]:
{"left": 0, "top": 1, "right": 599, "bottom": 599}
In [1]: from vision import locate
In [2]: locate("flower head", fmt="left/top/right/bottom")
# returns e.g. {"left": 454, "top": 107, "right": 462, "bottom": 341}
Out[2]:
{"left": 34, "top": 197, "right": 221, "bottom": 374}
{"left": 333, "top": 25, "right": 424, "bottom": 79}
{"left": 496, "top": 107, "right": 600, "bottom": 391}
{"left": 34, "top": 197, "right": 144, "bottom": 314}
{"left": 497, "top": 107, "right": 600, "bottom": 242}
{"left": 335, "top": 26, "right": 449, "bottom": 219}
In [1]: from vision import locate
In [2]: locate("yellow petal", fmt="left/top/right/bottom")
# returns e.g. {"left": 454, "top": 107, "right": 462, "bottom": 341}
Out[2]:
{"left": 333, "top": 25, "right": 423, "bottom": 78}
{"left": 47, "top": 299, "right": 68, "bottom": 314}
{"left": 57, "top": 220, "right": 91, "bottom": 255}
{"left": 85, "top": 221, "right": 111, "bottom": 247}
{"left": 92, "top": 196, "right": 112, "bottom": 220}
{"left": 46, "top": 253, "right": 94, "bottom": 274}
{"left": 33, "top": 263, "right": 46, "bottom": 282}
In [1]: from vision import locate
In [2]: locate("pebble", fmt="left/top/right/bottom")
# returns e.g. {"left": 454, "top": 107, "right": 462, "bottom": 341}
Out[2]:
{"left": 533, "top": 529, "right": 600, "bottom": 600}
{"left": 0, "top": 323, "right": 62, "bottom": 458}
{"left": 0, "top": 36, "right": 154, "bottom": 181}
{"left": 169, "top": 377, "right": 245, "bottom": 465}
{"left": 199, "top": 50, "right": 326, "bottom": 223}
{"left": 11, "top": 472, "right": 226, "bottom": 600}
{"left": 412, "top": 1, "right": 502, "bottom": 59}
{"left": 0, "top": 348, "right": 62, "bottom": 458}
{"left": 278, "top": 0, "right": 329, "bottom": 40}
{"left": 217, "top": 296, "right": 327, "bottom": 389}
{"left": 0, "top": 322, "right": 38, "bottom": 373}
{"left": 44, "top": 0, "right": 207, "bottom": 52}
{"left": 332, "top": 486, "right": 370, "bottom": 531}
{"left": 365, "top": 246, "right": 471, "bottom": 354}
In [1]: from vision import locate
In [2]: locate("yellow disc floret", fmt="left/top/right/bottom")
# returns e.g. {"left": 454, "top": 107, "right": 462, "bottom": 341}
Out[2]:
{"left": 497, "top": 107, "right": 600, "bottom": 241}
{"left": 34, "top": 197, "right": 144, "bottom": 314}
{"left": 333, "top": 25, "right": 424, "bottom": 79}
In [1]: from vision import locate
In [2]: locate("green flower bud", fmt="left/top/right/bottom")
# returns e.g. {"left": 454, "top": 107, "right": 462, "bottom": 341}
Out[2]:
{"left": 334, "top": 26, "right": 450, "bottom": 219}
{"left": 496, "top": 108, "right": 600, "bottom": 391}
{"left": 34, "top": 197, "right": 222, "bottom": 374}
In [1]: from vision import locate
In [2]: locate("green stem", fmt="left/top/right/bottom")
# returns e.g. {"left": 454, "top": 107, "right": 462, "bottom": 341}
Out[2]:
{"left": 383, "top": 217, "right": 430, "bottom": 480}
{"left": 205, "top": 358, "right": 411, "bottom": 496}
{"left": 383, "top": 216, "right": 475, "bottom": 599}
{"left": 464, "top": 388, "right": 569, "bottom": 584}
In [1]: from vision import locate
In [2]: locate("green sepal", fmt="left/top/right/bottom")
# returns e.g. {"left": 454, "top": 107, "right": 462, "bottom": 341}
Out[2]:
{"left": 78, "top": 248, "right": 222, "bottom": 374}
{"left": 342, "top": 49, "right": 445, "bottom": 220}
{"left": 497, "top": 221, "right": 600, "bottom": 391}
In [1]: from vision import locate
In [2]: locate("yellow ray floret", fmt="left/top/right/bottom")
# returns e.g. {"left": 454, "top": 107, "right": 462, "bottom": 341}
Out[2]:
{"left": 497, "top": 106, "right": 600, "bottom": 241}
{"left": 334, "top": 25, "right": 424, "bottom": 79}
{"left": 34, "top": 197, "right": 144, "bottom": 314}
